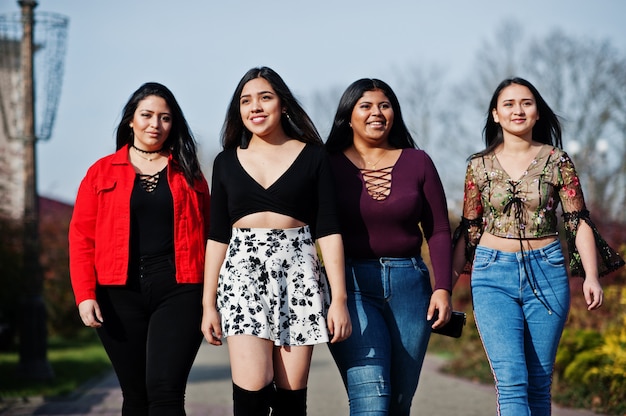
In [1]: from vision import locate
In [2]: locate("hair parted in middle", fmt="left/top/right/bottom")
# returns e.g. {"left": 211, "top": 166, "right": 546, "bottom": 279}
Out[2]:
{"left": 475, "top": 77, "right": 562, "bottom": 159}
{"left": 115, "top": 81, "right": 202, "bottom": 186}
{"left": 221, "top": 66, "right": 322, "bottom": 150}
{"left": 325, "top": 78, "right": 417, "bottom": 154}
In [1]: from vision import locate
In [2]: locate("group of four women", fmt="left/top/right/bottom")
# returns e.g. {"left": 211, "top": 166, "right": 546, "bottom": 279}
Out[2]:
{"left": 69, "top": 67, "right": 624, "bottom": 416}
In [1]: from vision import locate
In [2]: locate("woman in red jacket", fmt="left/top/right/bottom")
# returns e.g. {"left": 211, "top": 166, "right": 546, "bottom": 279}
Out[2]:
{"left": 69, "top": 82, "right": 210, "bottom": 416}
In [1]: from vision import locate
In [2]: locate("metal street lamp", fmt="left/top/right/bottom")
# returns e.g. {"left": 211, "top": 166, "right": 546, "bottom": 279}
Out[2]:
{"left": 16, "top": 0, "right": 54, "bottom": 380}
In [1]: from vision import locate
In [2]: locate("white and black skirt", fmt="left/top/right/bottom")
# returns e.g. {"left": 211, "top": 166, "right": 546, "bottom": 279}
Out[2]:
{"left": 217, "top": 226, "right": 330, "bottom": 346}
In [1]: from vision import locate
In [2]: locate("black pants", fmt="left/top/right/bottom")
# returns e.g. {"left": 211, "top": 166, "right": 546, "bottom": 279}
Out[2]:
{"left": 96, "top": 253, "right": 203, "bottom": 416}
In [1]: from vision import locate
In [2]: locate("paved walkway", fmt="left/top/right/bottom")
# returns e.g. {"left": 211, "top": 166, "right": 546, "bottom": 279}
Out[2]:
{"left": 1, "top": 341, "right": 604, "bottom": 415}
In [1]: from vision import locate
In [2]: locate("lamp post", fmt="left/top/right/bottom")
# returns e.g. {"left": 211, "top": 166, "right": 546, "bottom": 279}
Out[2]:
{"left": 16, "top": 0, "right": 53, "bottom": 380}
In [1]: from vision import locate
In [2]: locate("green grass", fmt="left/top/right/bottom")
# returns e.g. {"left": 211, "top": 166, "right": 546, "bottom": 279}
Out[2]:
{"left": 0, "top": 330, "right": 111, "bottom": 398}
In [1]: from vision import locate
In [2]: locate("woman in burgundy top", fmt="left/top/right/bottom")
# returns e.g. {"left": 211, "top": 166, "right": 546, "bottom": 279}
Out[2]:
{"left": 325, "top": 78, "right": 453, "bottom": 415}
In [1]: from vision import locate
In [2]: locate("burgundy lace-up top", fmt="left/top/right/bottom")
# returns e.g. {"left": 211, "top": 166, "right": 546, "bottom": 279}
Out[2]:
{"left": 329, "top": 148, "right": 452, "bottom": 292}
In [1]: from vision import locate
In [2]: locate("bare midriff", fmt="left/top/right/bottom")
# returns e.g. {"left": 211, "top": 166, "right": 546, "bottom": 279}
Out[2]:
{"left": 478, "top": 232, "right": 558, "bottom": 252}
{"left": 232, "top": 211, "right": 306, "bottom": 230}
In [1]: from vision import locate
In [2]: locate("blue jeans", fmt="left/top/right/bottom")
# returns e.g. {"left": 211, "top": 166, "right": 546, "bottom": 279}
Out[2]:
{"left": 328, "top": 257, "right": 433, "bottom": 416}
{"left": 471, "top": 240, "right": 570, "bottom": 416}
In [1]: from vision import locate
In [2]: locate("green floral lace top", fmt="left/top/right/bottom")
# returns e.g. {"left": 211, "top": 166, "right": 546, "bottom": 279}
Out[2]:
{"left": 453, "top": 145, "right": 624, "bottom": 278}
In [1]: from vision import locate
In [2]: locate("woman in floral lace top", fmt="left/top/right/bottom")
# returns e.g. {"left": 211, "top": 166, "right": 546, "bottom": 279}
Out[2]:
{"left": 452, "top": 77, "right": 624, "bottom": 416}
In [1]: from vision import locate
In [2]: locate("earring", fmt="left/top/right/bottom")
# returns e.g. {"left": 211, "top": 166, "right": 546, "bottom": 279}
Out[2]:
{"left": 284, "top": 112, "right": 303, "bottom": 137}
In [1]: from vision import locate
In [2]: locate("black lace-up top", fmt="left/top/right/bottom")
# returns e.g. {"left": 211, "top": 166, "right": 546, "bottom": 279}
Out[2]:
{"left": 130, "top": 166, "right": 174, "bottom": 257}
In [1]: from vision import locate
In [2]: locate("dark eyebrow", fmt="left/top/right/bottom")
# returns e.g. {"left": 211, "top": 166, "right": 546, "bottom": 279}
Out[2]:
{"left": 240, "top": 90, "right": 275, "bottom": 99}
{"left": 502, "top": 98, "right": 534, "bottom": 102}
{"left": 358, "top": 100, "right": 390, "bottom": 105}
{"left": 138, "top": 108, "right": 171, "bottom": 117}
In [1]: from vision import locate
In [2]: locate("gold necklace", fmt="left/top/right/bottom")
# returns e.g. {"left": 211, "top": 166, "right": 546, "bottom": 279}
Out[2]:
{"left": 132, "top": 146, "right": 163, "bottom": 162}
{"left": 360, "top": 149, "right": 388, "bottom": 169}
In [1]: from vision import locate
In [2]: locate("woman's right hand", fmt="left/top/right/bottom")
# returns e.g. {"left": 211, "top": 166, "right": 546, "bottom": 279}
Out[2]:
{"left": 78, "top": 299, "right": 103, "bottom": 328}
{"left": 201, "top": 306, "right": 223, "bottom": 346}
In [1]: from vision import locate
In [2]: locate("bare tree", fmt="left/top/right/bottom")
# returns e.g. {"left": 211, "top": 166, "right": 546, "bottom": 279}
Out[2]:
{"left": 304, "top": 24, "right": 626, "bottom": 221}
{"left": 304, "top": 67, "right": 464, "bottom": 207}
{"left": 445, "top": 21, "right": 527, "bottom": 149}
{"left": 445, "top": 23, "right": 626, "bottom": 221}
{"left": 389, "top": 64, "right": 447, "bottom": 148}
{"left": 521, "top": 31, "right": 626, "bottom": 222}
{"left": 305, "top": 85, "right": 345, "bottom": 138}
{"left": 388, "top": 64, "right": 470, "bottom": 209}
{"left": 403, "top": 20, "right": 532, "bottom": 210}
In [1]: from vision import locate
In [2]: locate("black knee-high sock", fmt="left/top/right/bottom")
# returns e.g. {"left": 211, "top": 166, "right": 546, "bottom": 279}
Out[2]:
{"left": 271, "top": 387, "right": 307, "bottom": 416}
{"left": 232, "top": 382, "right": 275, "bottom": 416}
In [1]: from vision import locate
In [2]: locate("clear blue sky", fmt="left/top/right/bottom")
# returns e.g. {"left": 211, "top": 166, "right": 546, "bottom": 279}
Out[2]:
{"left": 1, "top": 0, "right": 625, "bottom": 204}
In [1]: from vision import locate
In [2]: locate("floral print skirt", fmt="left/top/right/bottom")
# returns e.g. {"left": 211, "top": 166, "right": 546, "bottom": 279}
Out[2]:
{"left": 217, "top": 226, "right": 330, "bottom": 346}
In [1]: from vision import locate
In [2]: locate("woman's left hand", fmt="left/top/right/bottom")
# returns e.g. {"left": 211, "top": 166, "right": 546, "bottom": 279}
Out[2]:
{"left": 428, "top": 289, "right": 452, "bottom": 329}
{"left": 327, "top": 300, "right": 352, "bottom": 343}
{"left": 582, "top": 276, "right": 603, "bottom": 310}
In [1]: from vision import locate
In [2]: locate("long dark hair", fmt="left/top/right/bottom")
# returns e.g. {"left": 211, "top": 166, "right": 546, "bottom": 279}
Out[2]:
{"left": 221, "top": 67, "right": 322, "bottom": 149}
{"left": 325, "top": 78, "right": 416, "bottom": 154}
{"left": 116, "top": 82, "right": 202, "bottom": 185}
{"left": 476, "top": 77, "right": 562, "bottom": 158}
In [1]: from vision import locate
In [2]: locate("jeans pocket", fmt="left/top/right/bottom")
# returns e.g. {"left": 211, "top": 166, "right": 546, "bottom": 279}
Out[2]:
{"left": 413, "top": 258, "right": 429, "bottom": 275}
{"left": 541, "top": 248, "right": 565, "bottom": 268}
{"left": 472, "top": 249, "right": 496, "bottom": 271}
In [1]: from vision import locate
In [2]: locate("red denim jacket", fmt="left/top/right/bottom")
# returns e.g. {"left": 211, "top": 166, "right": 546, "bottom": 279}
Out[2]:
{"left": 69, "top": 146, "right": 210, "bottom": 305}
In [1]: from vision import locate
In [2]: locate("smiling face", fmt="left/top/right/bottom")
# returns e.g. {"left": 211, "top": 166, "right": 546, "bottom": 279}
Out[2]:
{"left": 350, "top": 89, "right": 394, "bottom": 146}
{"left": 129, "top": 95, "right": 172, "bottom": 150}
{"left": 239, "top": 77, "right": 285, "bottom": 140}
{"left": 492, "top": 83, "right": 539, "bottom": 141}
